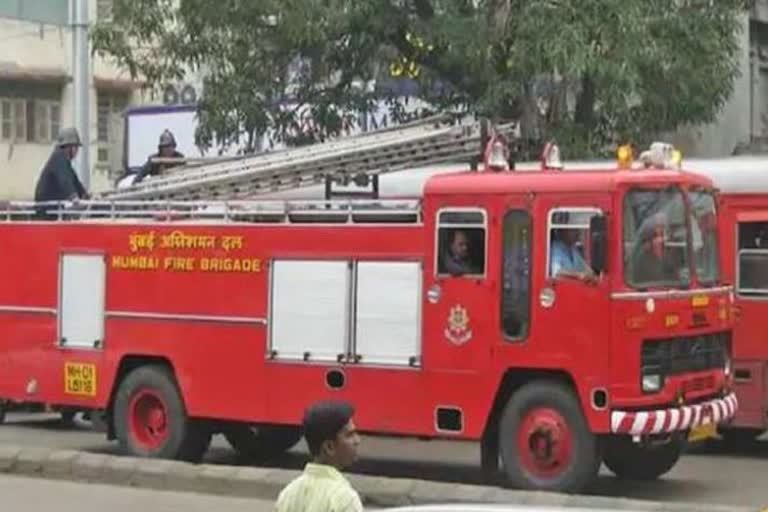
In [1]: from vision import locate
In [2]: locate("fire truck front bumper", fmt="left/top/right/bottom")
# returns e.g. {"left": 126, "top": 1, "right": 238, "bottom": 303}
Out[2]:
{"left": 610, "top": 392, "right": 738, "bottom": 436}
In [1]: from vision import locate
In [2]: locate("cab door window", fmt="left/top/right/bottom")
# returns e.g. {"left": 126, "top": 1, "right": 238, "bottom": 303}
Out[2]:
{"left": 501, "top": 210, "right": 531, "bottom": 340}
{"left": 547, "top": 208, "right": 601, "bottom": 280}
{"left": 436, "top": 209, "right": 486, "bottom": 278}
{"left": 738, "top": 221, "right": 768, "bottom": 297}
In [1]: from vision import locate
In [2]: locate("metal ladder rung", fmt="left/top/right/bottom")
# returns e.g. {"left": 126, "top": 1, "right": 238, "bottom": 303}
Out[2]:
{"left": 110, "top": 123, "right": 464, "bottom": 196}
{"left": 101, "top": 119, "right": 517, "bottom": 202}
{"left": 123, "top": 120, "right": 460, "bottom": 192}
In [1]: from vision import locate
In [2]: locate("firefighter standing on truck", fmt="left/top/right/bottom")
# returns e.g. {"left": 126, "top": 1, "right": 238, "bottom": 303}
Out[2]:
{"left": 33, "top": 127, "right": 89, "bottom": 218}
{"left": 134, "top": 129, "right": 185, "bottom": 184}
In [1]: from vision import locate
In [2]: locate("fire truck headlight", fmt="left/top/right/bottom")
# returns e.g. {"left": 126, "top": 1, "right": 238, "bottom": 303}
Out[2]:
{"left": 641, "top": 372, "right": 663, "bottom": 393}
{"left": 724, "top": 349, "right": 732, "bottom": 378}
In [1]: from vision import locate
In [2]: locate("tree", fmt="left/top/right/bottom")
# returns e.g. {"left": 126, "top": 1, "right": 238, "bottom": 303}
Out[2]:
{"left": 91, "top": 0, "right": 752, "bottom": 157}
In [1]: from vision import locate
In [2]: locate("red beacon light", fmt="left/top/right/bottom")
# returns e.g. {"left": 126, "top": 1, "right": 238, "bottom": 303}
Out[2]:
{"left": 540, "top": 141, "right": 563, "bottom": 170}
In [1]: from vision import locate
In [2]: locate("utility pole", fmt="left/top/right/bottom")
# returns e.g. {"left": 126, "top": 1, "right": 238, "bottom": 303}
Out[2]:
{"left": 71, "top": 0, "right": 91, "bottom": 189}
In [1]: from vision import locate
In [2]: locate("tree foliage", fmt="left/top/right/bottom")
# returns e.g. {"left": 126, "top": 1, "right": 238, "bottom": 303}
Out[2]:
{"left": 91, "top": 0, "right": 752, "bottom": 157}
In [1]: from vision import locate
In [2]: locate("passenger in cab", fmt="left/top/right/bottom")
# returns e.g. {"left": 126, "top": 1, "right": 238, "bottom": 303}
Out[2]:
{"left": 549, "top": 213, "right": 595, "bottom": 281}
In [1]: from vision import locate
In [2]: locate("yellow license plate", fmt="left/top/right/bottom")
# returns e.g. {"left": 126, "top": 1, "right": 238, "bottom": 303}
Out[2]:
{"left": 687, "top": 422, "right": 717, "bottom": 442}
{"left": 691, "top": 295, "right": 710, "bottom": 307}
{"left": 64, "top": 362, "right": 97, "bottom": 397}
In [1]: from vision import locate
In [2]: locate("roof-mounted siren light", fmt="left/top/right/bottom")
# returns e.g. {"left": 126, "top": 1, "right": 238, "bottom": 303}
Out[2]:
{"left": 540, "top": 141, "right": 563, "bottom": 170}
{"left": 483, "top": 134, "right": 510, "bottom": 172}
{"left": 617, "top": 144, "right": 634, "bottom": 170}
{"left": 638, "top": 142, "right": 683, "bottom": 170}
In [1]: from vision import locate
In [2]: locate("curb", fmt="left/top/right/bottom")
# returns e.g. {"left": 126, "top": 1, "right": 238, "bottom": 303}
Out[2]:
{"left": 0, "top": 443, "right": 756, "bottom": 511}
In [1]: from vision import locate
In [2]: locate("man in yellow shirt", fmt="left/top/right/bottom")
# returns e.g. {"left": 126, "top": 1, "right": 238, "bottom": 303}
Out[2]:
{"left": 275, "top": 400, "right": 363, "bottom": 512}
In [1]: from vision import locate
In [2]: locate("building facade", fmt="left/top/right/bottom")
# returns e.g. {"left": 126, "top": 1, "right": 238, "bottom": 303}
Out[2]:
{"left": 670, "top": 4, "right": 768, "bottom": 157}
{"left": 0, "top": 0, "right": 147, "bottom": 200}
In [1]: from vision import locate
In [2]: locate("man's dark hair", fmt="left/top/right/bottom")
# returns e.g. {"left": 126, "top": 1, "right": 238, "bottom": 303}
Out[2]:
{"left": 302, "top": 400, "right": 355, "bottom": 457}
{"left": 450, "top": 229, "right": 466, "bottom": 244}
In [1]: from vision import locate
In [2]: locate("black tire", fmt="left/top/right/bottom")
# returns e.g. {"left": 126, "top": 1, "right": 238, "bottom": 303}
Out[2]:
{"left": 498, "top": 381, "right": 601, "bottom": 493}
{"left": 113, "top": 365, "right": 211, "bottom": 462}
{"left": 719, "top": 427, "right": 766, "bottom": 446}
{"left": 0, "top": 400, "right": 6, "bottom": 424}
{"left": 89, "top": 410, "right": 108, "bottom": 433}
{"left": 60, "top": 410, "right": 76, "bottom": 426}
{"left": 224, "top": 423, "right": 302, "bottom": 461}
{"left": 602, "top": 435, "right": 681, "bottom": 480}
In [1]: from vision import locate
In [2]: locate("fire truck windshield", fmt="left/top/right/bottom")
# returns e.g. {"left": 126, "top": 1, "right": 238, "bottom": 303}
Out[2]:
{"left": 623, "top": 187, "right": 691, "bottom": 289}
{"left": 687, "top": 189, "right": 720, "bottom": 285}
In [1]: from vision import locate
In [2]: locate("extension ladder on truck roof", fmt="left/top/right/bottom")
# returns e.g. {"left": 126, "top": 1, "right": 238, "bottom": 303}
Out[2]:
{"left": 100, "top": 115, "right": 517, "bottom": 201}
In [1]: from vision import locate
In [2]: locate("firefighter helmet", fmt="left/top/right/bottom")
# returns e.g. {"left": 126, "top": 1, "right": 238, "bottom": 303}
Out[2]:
{"left": 57, "top": 127, "right": 82, "bottom": 147}
{"left": 158, "top": 129, "right": 177, "bottom": 148}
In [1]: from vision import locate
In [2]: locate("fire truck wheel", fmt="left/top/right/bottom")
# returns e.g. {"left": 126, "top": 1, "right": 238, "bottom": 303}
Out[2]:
{"left": 0, "top": 400, "right": 6, "bottom": 424}
{"left": 498, "top": 381, "right": 600, "bottom": 493}
{"left": 223, "top": 423, "right": 302, "bottom": 461}
{"left": 602, "top": 434, "right": 681, "bottom": 480}
{"left": 113, "top": 365, "right": 211, "bottom": 462}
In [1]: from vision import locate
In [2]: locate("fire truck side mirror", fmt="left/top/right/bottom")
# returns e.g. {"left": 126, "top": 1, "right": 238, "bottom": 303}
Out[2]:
{"left": 590, "top": 215, "right": 608, "bottom": 276}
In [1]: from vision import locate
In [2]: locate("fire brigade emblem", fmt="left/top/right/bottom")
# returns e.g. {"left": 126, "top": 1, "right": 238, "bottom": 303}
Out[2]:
{"left": 444, "top": 305, "right": 472, "bottom": 346}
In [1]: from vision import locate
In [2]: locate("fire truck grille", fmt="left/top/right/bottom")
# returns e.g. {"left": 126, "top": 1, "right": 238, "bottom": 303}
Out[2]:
{"left": 641, "top": 332, "right": 730, "bottom": 376}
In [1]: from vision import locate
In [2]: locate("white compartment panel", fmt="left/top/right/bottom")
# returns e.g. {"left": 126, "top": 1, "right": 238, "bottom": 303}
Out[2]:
{"left": 269, "top": 260, "right": 349, "bottom": 362}
{"left": 59, "top": 254, "right": 106, "bottom": 349}
{"left": 355, "top": 261, "right": 421, "bottom": 366}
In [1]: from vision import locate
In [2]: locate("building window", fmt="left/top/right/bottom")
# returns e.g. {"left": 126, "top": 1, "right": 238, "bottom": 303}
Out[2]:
{"left": 96, "top": 90, "right": 128, "bottom": 169}
{"left": 1, "top": 98, "right": 24, "bottom": 141}
{"left": 34, "top": 101, "right": 61, "bottom": 143}
{"left": 1, "top": 97, "right": 60, "bottom": 144}
{"left": 0, "top": 0, "right": 69, "bottom": 25}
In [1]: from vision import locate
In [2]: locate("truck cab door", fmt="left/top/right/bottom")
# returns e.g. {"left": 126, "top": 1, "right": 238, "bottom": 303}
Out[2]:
{"left": 423, "top": 206, "right": 496, "bottom": 373}
{"left": 533, "top": 205, "right": 612, "bottom": 373}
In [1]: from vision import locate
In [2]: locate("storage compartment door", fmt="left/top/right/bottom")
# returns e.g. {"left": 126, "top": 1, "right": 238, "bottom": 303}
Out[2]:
{"left": 355, "top": 261, "right": 422, "bottom": 366}
{"left": 59, "top": 254, "right": 106, "bottom": 349}
{"left": 269, "top": 260, "right": 350, "bottom": 362}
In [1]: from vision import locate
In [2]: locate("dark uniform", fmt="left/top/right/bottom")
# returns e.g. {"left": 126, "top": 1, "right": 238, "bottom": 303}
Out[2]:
{"left": 34, "top": 148, "right": 87, "bottom": 203}
{"left": 33, "top": 127, "right": 88, "bottom": 219}
{"left": 134, "top": 149, "right": 185, "bottom": 184}
{"left": 133, "top": 129, "right": 185, "bottom": 184}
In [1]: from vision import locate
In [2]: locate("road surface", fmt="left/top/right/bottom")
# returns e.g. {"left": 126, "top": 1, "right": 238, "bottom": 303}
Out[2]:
{"left": 0, "top": 473, "right": 274, "bottom": 512}
{"left": 1, "top": 412, "right": 766, "bottom": 508}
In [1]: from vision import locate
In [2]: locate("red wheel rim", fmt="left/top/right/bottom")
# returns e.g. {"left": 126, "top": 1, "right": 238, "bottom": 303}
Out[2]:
{"left": 128, "top": 389, "right": 168, "bottom": 451}
{"left": 516, "top": 407, "right": 573, "bottom": 479}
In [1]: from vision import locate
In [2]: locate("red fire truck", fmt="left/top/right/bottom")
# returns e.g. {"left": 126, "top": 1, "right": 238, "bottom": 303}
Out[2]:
{"left": 0, "top": 140, "right": 737, "bottom": 493}
{"left": 678, "top": 156, "right": 768, "bottom": 444}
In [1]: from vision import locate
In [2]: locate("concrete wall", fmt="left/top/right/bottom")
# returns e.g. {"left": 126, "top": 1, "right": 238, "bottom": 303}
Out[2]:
{"left": 669, "top": 14, "right": 753, "bottom": 158}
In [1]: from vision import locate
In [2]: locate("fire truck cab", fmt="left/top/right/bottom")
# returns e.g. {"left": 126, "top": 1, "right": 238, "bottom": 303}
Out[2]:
{"left": 0, "top": 141, "right": 737, "bottom": 493}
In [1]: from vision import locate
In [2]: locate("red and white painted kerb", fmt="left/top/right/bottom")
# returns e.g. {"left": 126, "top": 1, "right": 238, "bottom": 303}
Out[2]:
{"left": 610, "top": 392, "right": 738, "bottom": 436}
